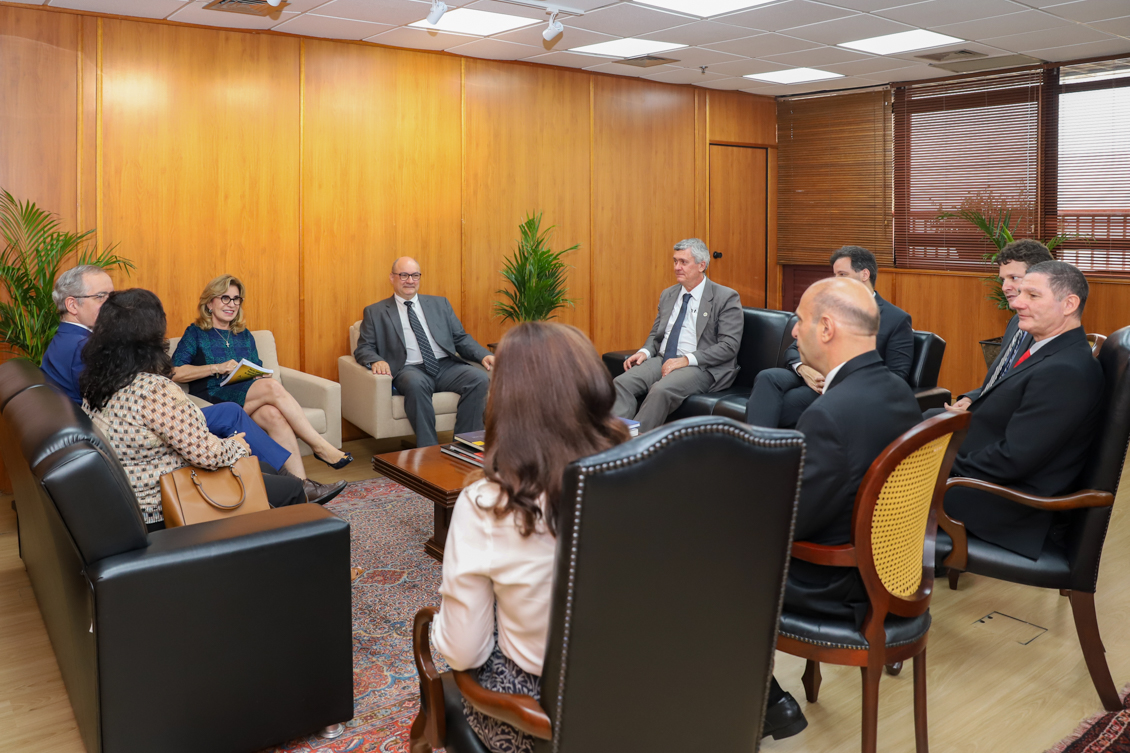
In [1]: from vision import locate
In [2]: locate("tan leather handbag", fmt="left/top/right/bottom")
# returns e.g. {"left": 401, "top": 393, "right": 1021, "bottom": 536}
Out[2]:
{"left": 159, "top": 456, "right": 270, "bottom": 527}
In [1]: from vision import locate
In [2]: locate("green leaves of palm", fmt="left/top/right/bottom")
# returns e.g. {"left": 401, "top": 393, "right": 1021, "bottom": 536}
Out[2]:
{"left": 0, "top": 190, "right": 133, "bottom": 364}
{"left": 494, "top": 213, "right": 578, "bottom": 323}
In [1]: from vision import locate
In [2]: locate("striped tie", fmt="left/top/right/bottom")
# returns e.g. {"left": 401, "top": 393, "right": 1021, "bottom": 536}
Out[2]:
{"left": 986, "top": 330, "right": 1029, "bottom": 389}
{"left": 405, "top": 301, "right": 440, "bottom": 378}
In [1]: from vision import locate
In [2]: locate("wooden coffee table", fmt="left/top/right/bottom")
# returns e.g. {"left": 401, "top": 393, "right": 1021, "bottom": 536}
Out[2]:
{"left": 371, "top": 446, "right": 480, "bottom": 561}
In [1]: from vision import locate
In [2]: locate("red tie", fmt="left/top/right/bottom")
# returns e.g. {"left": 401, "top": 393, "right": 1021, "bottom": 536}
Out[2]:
{"left": 1014, "top": 348, "right": 1032, "bottom": 368}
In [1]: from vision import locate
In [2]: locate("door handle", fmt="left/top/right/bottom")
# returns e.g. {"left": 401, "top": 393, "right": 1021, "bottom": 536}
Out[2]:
{"left": 713, "top": 252, "right": 723, "bottom": 259}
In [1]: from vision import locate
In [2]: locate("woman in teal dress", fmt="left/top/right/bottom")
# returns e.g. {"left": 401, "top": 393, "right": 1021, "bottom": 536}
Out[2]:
{"left": 172, "top": 274, "right": 352, "bottom": 470}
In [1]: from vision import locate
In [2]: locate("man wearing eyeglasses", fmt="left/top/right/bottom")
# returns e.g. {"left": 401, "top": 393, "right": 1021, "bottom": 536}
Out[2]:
{"left": 42, "top": 265, "right": 115, "bottom": 402}
{"left": 354, "top": 256, "right": 493, "bottom": 447}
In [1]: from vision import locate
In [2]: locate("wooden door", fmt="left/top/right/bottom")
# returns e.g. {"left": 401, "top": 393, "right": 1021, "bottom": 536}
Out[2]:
{"left": 709, "top": 145, "right": 768, "bottom": 308}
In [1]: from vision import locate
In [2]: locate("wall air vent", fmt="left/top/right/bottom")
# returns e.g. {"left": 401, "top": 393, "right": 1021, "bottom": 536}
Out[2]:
{"left": 203, "top": 0, "right": 289, "bottom": 17}
{"left": 616, "top": 55, "right": 679, "bottom": 68}
{"left": 926, "top": 53, "right": 1044, "bottom": 74}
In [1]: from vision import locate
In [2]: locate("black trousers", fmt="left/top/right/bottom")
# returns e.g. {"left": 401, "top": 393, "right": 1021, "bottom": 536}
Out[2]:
{"left": 393, "top": 359, "right": 490, "bottom": 448}
{"left": 746, "top": 367, "right": 820, "bottom": 429}
{"left": 147, "top": 460, "right": 305, "bottom": 533}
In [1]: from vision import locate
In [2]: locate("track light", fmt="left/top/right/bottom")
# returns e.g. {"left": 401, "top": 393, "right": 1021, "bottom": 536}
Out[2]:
{"left": 543, "top": 11, "right": 563, "bottom": 42}
{"left": 426, "top": 0, "right": 447, "bottom": 25}
{"left": 266, "top": 0, "right": 282, "bottom": 6}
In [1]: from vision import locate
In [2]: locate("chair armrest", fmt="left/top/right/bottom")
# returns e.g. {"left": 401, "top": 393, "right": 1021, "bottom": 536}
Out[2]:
{"left": 278, "top": 366, "right": 340, "bottom": 413}
{"left": 790, "top": 540, "right": 857, "bottom": 567}
{"left": 602, "top": 350, "right": 637, "bottom": 379}
{"left": 938, "top": 506, "right": 969, "bottom": 570}
{"left": 914, "top": 387, "right": 951, "bottom": 413}
{"left": 453, "top": 672, "right": 553, "bottom": 740}
{"left": 945, "top": 477, "right": 1114, "bottom": 511}
{"left": 413, "top": 607, "right": 447, "bottom": 749}
{"left": 337, "top": 356, "right": 396, "bottom": 439}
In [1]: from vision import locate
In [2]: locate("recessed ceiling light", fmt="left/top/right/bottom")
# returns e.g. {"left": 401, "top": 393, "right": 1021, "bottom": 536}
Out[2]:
{"left": 569, "top": 39, "right": 687, "bottom": 58}
{"left": 635, "top": 0, "right": 778, "bottom": 16}
{"left": 409, "top": 8, "right": 538, "bottom": 37}
{"left": 839, "top": 29, "right": 963, "bottom": 56}
{"left": 744, "top": 67, "right": 844, "bottom": 84}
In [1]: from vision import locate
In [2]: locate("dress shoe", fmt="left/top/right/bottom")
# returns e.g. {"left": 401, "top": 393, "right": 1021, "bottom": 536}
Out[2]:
{"left": 303, "top": 478, "right": 347, "bottom": 506}
{"left": 763, "top": 692, "right": 808, "bottom": 740}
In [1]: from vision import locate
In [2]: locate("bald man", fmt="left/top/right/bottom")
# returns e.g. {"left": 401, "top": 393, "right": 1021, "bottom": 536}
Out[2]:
{"left": 354, "top": 257, "right": 494, "bottom": 447}
{"left": 762, "top": 278, "right": 922, "bottom": 741}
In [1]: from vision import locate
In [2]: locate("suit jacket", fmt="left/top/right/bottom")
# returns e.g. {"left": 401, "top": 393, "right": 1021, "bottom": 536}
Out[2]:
{"left": 638, "top": 278, "right": 743, "bottom": 391}
{"left": 786, "top": 350, "right": 923, "bottom": 622}
{"left": 354, "top": 295, "right": 491, "bottom": 377}
{"left": 946, "top": 326, "right": 1103, "bottom": 559}
{"left": 41, "top": 322, "right": 90, "bottom": 404}
{"left": 785, "top": 291, "right": 915, "bottom": 382}
{"left": 961, "top": 314, "right": 1026, "bottom": 402}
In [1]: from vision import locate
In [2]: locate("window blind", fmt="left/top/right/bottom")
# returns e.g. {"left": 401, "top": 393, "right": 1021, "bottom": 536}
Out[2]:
{"left": 893, "top": 70, "right": 1042, "bottom": 270}
{"left": 778, "top": 89, "right": 892, "bottom": 267}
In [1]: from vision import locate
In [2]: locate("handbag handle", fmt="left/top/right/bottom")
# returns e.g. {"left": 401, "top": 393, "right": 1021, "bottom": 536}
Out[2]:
{"left": 190, "top": 466, "right": 247, "bottom": 510}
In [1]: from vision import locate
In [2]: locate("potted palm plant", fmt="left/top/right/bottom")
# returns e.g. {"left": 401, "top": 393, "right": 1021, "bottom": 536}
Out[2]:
{"left": 494, "top": 212, "right": 578, "bottom": 325}
{"left": 0, "top": 190, "right": 133, "bottom": 364}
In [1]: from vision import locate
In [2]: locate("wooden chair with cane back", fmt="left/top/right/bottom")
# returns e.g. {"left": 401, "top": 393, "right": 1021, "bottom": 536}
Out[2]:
{"left": 939, "top": 325, "right": 1130, "bottom": 712}
{"left": 777, "top": 410, "right": 970, "bottom": 753}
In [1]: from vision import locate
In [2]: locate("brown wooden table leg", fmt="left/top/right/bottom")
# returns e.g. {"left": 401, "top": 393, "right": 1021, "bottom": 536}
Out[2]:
{"left": 424, "top": 498, "right": 455, "bottom": 562}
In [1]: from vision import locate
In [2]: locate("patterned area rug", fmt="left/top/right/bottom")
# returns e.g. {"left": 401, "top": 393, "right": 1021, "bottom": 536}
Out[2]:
{"left": 265, "top": 477, "right": 445, "bottom": 753}
{"left": 1047, "top": 686, "right": 1130, "bottom": 753}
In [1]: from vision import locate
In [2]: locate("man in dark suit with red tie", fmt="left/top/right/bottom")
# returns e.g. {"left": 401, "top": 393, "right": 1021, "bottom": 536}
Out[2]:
{"left": 944, "top": 261, "right": 1103, "bottom": 559}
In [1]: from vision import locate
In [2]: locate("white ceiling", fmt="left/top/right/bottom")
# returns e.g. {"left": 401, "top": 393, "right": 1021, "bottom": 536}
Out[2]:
{"left": 44, "top": 0, "right": 1130, "bottom": 95}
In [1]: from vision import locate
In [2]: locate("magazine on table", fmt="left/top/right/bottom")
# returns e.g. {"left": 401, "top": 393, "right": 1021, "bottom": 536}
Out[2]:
{"left": 454, "top": 430, "right": 486, "bottom": 452}
{"left": 442, "top": 444, "right": 484, "bottom": 468}
{"left": 219, "top": 359, "right": 273, "bottom": 387}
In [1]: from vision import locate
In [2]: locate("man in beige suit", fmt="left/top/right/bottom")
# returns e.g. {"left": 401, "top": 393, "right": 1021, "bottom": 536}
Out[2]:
{"left": 613, "top": 238, "right": 744, "bottom": 432}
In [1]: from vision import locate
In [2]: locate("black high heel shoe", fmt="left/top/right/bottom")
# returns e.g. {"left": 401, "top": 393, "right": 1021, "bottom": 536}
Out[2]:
{"left": 316, "top": 451, "right": 353, "bottom": 470}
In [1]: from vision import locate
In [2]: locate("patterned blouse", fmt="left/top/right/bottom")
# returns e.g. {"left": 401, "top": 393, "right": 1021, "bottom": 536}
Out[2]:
{"left": 171, "top": 324, "right": 263, "bottom": 407}
{"left": 84, "top": 372, "right": 249, "bottom": 524}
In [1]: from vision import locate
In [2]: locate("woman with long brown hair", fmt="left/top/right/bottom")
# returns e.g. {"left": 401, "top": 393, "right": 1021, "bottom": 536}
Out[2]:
{"left": 431, "top": 321, "right": 630, "bottom": 753}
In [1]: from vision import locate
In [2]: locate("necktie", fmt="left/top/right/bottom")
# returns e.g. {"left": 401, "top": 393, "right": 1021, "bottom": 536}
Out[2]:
{"left": 405, "top": 301, "right": 440, "bottom": 378}
{"left": 987, "top": 330, "right": 1028, "bottom": 388}
{"left": 663, "top": 293, "right": 693, "bottom": 361}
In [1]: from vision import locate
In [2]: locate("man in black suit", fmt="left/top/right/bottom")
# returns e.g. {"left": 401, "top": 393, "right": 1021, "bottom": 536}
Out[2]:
{"left": 944, "top": 261, "right": 1103, "bottom": 559}
{"left": 746, "top": 245, "right": 914, "bottom": 429}
{"left": 762, "top": 277, "right": 922, "bottom": 741}
{"left": 942, "top": 239, "right": 1054, "bottom": 412}
{"left": 353, "top": 257, "right": 494, "bottom": 447}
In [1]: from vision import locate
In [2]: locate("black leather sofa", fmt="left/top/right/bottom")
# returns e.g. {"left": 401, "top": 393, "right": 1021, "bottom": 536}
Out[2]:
{"left": 0, "top": 358, "right": 354, "bottom": 753}
{"left": 603, "top": 307, "right": 950, "bottom": 420}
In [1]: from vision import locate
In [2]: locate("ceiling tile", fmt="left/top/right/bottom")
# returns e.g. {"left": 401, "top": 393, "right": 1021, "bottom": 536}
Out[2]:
{"left": 822, "top": 55, "right": 921, "bottom": 74}
{"left": 698, "top": 75, "right": 769, "bottom": 89}
{"left": 463, "top": 0, "right": 546, "bottom": 20}
{"left": 522, "top": 50, "right": 613, "bottom": 68}
{"left": 268, "top": 0, "right": 336, "bottom": 12}
{"left": 705, "top": 58, "right": 790, "bottom": 75}
{"left": 312, "top": 0, "right": 430, "bottom": 26}
{"left": 660, "top": 46, "right": 749, "bottom": 68}
{"left": 1025, "top": 37, "right": 1130, "bottom": 61}
{"left": 273, "top": 13, "right": 391, "bottom": 39}
{"left": 722, "top": 0, "right": 858, "bottom": 32}
{"left": 643, "top": 67, "right": 729, "bottom": 84}
{"left": 859, "top": 63, "right": 949, "bottom": 81}
{"left": 569, "top": 4, "right": 693, "bottom": 37}
{"left": 932, "top": 10, "right": 1077, "bottom": 39}
{"left": 1043, "top": 0, "right": 1130, "bottom": 23}
{"left": 761, "top": 44, "right": 872, "bottom": 65}
{"left": 1089, "top": 15, "right": 1130, "bottom": 37}
{"left": 883, "top": 39, "right": 1013, "bottom": 62}
{"left": 367, "top": 26, "right": 476, "bottom": 50}
{"left": 528, "top": 0, "right": 619, "bottom": 9}
{"left": 818, "top": 0, "right": 925, "bottom": 10}
{"left": 783, "top": 13, "right": 915, "bottom": 45}
{"left": 982, "top": 24, "right": 1115, "bottom": 52}
{"left": 446, "top": 37, "right": 546, "bottom": 59}
{"left": 875, "top": 0, "right": 1028, "bottom": 29}
{"left": 640, "top": 20, "right": 765, "bottom": 46}
{"left": 492, "top": 24, "right": 613, "bottom": 50}
{"left": 167, "top": 2, "right": 297, "bottom": 29}
{"left": 583, "top": 61, "right": 682, "bottom": 77}
{"left": 703, "top": 32, "right": 821, "bottom": 56}
{"left": 47, "top": 0, "right": 186, "bottom": 18}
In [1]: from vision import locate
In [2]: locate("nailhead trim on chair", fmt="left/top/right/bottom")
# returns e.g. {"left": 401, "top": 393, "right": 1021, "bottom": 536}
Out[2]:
{"left": 778, "top": 627, "right": 929, "bottom": 651}
{"left": 549, "top": 421, "right": 806, "bottom": 752}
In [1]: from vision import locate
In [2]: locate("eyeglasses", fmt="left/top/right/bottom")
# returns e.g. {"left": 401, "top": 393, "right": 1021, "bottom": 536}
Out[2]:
{"left": 395, "top": 273, "right": 422, "bottom": 282}
{"left": 72, "top": 292, "right": 110, "bottom": 303}
{"left": 218, "top": 295, "right": 244, "bottom": 306}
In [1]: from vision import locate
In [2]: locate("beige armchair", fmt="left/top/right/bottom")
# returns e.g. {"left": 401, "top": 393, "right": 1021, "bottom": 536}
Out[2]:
{"left": 166, "top": 330, "right": 342, "bottom": 456}
{"left": 337, "top": 320, "right": 460, "bottom": 441}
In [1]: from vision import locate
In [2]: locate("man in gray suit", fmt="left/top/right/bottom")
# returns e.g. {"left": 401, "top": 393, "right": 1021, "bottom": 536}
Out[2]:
{"left": 354, "top": 257, "right": 494, "bottom": 447}
{"left": 613, "top": 238, "right": 744, "bottom": 432}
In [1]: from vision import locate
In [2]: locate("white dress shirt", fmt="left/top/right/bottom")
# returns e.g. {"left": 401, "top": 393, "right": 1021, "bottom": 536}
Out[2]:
{"left": 394, "top": 294, "right": 447, "bottom": 366}
{"left": 637, "top": 277, "right": 706, "bottom": 367}
{"left": 432, "top": 478, "right": 556, "bottom": 676}
{"left": 1028, "top": 331, "right": 1062, "bottom": 355}
{"left": 821, "top": 360, "right": 848, "bottom": 393}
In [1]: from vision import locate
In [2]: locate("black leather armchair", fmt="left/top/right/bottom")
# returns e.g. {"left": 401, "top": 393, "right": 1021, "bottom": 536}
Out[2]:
{"left": 938, "top": 325, "right": 1130, "bottom": 711}
{"left": 909, "top": 330, "right": 950, "bottom": 411}
{"left": 0, "top": 359, "right": 354, "bottom": 753}
{"left": 411, "top": 416, "right": 805, "bottom": 752}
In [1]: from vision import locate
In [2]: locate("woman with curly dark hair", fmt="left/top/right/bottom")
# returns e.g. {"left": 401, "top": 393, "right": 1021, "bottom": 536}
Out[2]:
{"left": 80, "top": 289, "right": 306, "bottom": 531}
{"left": 431, "top": 321, "right": 630, "bottom": 753}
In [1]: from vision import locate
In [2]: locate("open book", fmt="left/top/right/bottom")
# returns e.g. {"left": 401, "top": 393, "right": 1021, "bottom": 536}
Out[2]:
{"left": 219, "top": 358, "right": 274, "bottom": 387}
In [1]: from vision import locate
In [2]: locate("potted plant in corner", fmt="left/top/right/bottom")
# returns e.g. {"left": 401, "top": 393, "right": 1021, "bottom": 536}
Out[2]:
{"left": 936, "top": 191, "right": 1070, "bottom": 368}
{"left": 494, "top": 212, "right": 579, "bottom": 330}
{"left": 0, "top": 189, "right": 133, "bottom": 364}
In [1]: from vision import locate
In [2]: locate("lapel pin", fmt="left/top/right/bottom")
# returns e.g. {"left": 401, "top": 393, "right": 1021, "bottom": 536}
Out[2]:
{"left": 703, "top": 312, "right": 709, "bottom": 317}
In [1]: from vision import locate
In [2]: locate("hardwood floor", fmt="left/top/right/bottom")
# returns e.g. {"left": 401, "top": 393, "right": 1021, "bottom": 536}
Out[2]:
{"left": 2, "top": 438, "right": 1128, "bottom": 752}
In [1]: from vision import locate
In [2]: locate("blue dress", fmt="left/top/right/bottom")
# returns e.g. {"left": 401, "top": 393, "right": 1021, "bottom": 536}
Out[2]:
{"left": 171, "top": 324, "right": 263, "bottom": 407}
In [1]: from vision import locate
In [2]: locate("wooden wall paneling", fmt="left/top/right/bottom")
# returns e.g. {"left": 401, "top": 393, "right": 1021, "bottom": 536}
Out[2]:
{"left": 708, "top": 145, "right": 767, "bottom": 307}
{"left": 301, "top": 41, "right": 462, "bottom": 380}
{"left": 1081, "top": 280, "right": 1130, "bottom": 342}
{"left": 462, "top": 60, "right": 591, "bottom": 348}
{"left": 591, "top": 77, "right": 696, "bottom": 353}
{"left": 694, "top": 88, "right": 709, "bottom": 240}
{"left": 78, "top": 16, "right": 98, "bottom": 236}
{"left": 766, "top": 147, "right": 780, "bottom": 309}
{"left": 707, "top": 90, "right": 776, "bottom": 146}
{"left": 0, "top": 5, "right": 79, "bottom": 229}
{"left": 99, "top": 20, "right": 302, "bottom": 363}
